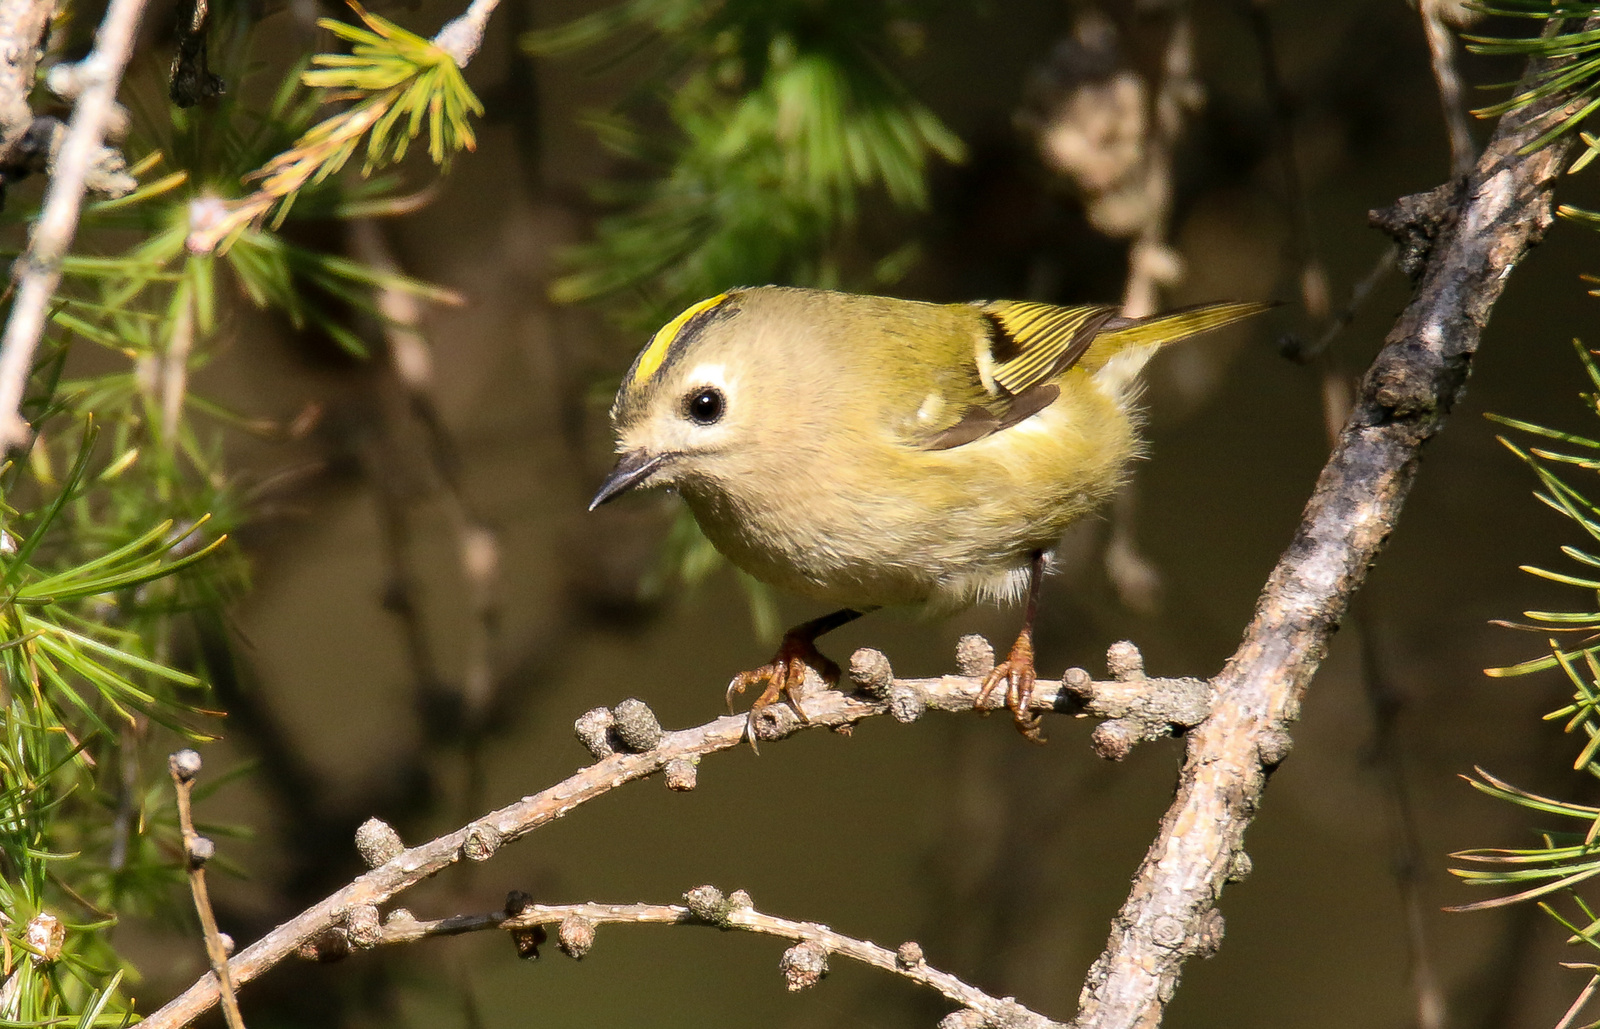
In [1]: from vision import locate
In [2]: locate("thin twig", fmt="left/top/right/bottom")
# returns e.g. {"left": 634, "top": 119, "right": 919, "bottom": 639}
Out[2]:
{"left": 1421, "top": 0, "right": 1477, "bottom": 180}
{"left": 1258, "top": 13, "right": 1439, "bottom": 1012}
{"left": 432, "top": 0, "right": 501, "bottom": 67}
{"left": 1119, "top": 14, "right": 1195, "bottom": 321}
{"left": 107, "top": 718, "right": 144, "bottom": 872}
{"left": 1071, "top": 20, "right": 1585, "bottom": 1028}
{"left": 1251, "top": 24, "right": 1443, "bottom": 1020}
{"left": 161, "top": 287, "right": 194, "bottom": 450}
{"left": 1357, "top": 609, "right": 1447, "bottom": 1029}
{"left": 1102, "top": 15, "right": 1202, "bottom": 610}
{"left": 1288, "top": 247, "right": 1399, "bottom": 366}
{"left": 168, "top": 751, "right": 245, "bottom": 1029}
{"left": 169, "top": 0, "right": 223, "bottom": 107}
{"left": 1247, "top": 1, "right": 1329, "bottom": 322}
{"left": 0, "top": 0, "right": 150, "bottom": 452}
{"left": 367, "top": 895, "right": 1056, "bottom": 1024}
{"left": 138, "top": 641, "right": 1202, "bottom": 1029}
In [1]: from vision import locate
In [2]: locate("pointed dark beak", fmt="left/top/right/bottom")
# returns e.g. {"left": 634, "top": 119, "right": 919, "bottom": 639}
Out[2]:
{"left": 589, "top": 450, "right": 673, "bottom": 511}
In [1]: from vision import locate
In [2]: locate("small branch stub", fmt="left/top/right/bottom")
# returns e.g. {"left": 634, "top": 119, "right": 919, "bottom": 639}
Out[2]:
{"left": 848, "top": 647, "right": 894, "bottom": 695}
{"left": 574, "top": 707, "right": 615, "bottom": 758}
{"left": 557, "top": 915, "right": 595, "bottom": 959}
{"left": 346, "top": 905, "right": 382, "bottom": 950}
{"left": 297, "top": 928, "right": 350, "bottom": 963}
{"left": 25, "top": 912, "right": 63, "bottom": 962}
{"left": 169, "top": 748, "right": 202, "bottom": 782}
{"left": 354, "top": 817, "right": 404, "bottom": 867}
{"left": 462, "top": 822, "right": 503, "bottom": 862}
{"left": 385, "top": 908, "right": 418, "bottom": 932}
{"left": 1064, "top": 641, "right": 1214, "bottom": 760}
{"left": 664, "top": 756, "right": 698, "bottom": 791}
{"left": 685, "top": 885, "right": 733, "bottom": 927}
{"left": 780, "top": 940, "right": 829, "bottom": 991}
{"left": 185, "top": 834, "right": 215, "bottom": 869}
{"left": 1257, "top": 728, "right": 1294, "bottom": 768}
{"left": 750, "top": 703, "right": 803, "bottom": 741}
{"left": 955, "top": 635, "right": 996, "bottom": 677}
{"left": 1369, "top": 181, "right": 1463, "bottom": 280}
{"left": 612, "top": 698, "right": 663, "bottom": 751}
{"left": 887, "top": 682, "right": 928, "bottom": 723}
{"left": 504, "top": 891, "right": 545, "bottom": 959}
{"left": 1193, "top": 910, "right": 1226, "bottom": 959}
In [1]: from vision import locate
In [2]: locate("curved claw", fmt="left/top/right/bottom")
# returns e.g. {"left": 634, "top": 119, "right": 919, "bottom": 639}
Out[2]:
{"left": 726, "top": 673, "right": 751, "bottom": 713}
{"left": 978, "top": 630, "right": 1046, "bottom": 744}
{"left": 729, "top": 634, "right": 841, "bottom": 748}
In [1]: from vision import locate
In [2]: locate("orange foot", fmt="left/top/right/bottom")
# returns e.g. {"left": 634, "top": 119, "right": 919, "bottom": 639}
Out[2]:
{"left": 978, "top": 629, "right": 1046, "bottom": 743}
{"left": 727, "top": 631, "right": 840, "bottom": 746}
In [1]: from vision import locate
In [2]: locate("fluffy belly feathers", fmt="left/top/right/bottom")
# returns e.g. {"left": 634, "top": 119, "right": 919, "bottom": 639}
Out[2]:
{"left": 683, "top": 380, "right": 1138, "bottom": 611}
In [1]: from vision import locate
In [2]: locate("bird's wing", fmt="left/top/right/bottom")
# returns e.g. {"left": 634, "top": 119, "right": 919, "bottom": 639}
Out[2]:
{"left": 978, "top": 301, "right": 1120, "bottom": 396}
{"left": 912, "top": 301, "right": 1115, "bottom": 452}
{"left": 911, "top": 300, "right": 1272, "bottom": 452}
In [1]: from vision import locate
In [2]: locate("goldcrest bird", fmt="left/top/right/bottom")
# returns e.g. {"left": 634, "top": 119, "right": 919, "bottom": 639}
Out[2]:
{"left": 590, "top": 286, "right": 1268, "bottom": 741}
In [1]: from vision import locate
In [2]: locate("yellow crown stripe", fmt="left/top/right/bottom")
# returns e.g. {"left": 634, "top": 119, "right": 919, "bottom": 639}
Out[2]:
{"left": 631, "top": 293, "right": 730, "bottom": 387}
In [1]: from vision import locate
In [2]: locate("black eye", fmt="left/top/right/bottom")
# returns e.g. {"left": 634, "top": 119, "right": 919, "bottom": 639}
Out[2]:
{"left": 685, "top": 386, "right": 725, "bottom": 425}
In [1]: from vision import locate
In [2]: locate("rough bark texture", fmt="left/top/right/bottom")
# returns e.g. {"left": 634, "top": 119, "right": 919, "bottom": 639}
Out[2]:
{"left": 1070, "top": 33, "right": 1581, "bottom": 1029}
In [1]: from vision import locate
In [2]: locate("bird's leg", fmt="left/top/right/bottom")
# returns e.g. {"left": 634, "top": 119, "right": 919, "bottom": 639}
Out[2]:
{"left": 978, "top": 550, "right": 1048, "bottom": 743}
{"left": 728, "top": 608, "right": 864, "bottom": 741}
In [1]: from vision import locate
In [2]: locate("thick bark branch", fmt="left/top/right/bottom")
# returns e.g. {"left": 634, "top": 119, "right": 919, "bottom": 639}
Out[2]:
{"left": 1070, "top": 27, "right": 1581, "bottom": 1029}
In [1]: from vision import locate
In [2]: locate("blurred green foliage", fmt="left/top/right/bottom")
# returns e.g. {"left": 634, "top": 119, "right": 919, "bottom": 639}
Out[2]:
{"left": 527, "top": 0, "right": 964, "bottom": 324}
{"left": 0, "top": 2, "right": 474, "bottom": 1020}
{"left": 1468, "top": 2, "right": 1600, "bottom": 159}
{"left": 1456, "top": 6, "right": 1600, "bottom": 1015}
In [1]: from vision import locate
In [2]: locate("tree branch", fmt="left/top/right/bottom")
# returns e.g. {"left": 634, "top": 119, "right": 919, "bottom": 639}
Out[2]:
{"left": 168, "top": 750, "right": 246, "bottom": 1029}
{"left": 432, "top": 0, "right": 501, "bottom": 67}
{"left": 1420, "top": 0, "right": 1477, "bottom": 180}
{"left": 138, "top": 639, "right": 1201, "bottom": 1029}
{"left": 1071, "top": 23, "right": 1583, "bottom": 1029}
{"left": 0, "top": 0, "right": 146, "bottom": 452}
{"left": 354, "top": 888, "right": 1058, "bottom": 1025}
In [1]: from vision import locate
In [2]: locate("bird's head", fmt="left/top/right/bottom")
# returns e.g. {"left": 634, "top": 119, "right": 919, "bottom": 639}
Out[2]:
{"left": 590, "top": 290, "right": 780, "bottom": 510}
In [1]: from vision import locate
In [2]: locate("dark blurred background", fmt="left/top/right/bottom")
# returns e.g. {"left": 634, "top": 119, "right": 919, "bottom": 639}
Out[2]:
{"left": 125, "top": 1, "right": 1600, "bottom": 1026}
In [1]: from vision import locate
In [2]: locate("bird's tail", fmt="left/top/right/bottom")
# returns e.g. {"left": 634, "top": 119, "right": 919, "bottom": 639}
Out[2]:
{"left": 1085, "top": 300, "right": 1275, "bottom": 397}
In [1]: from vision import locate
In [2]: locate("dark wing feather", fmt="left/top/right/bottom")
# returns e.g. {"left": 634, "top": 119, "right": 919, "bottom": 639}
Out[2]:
{"left": 913, "top": 302, "right": 1112, "bottom": 451}
{"left": 921, "top": 383, "right": 1060, "bottom": 451}
{"left": 982, "top": 302, "right": 1118, "bottom": 396}
{"left": 914, "top": 299, "right": 1272, "bottom": 451}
